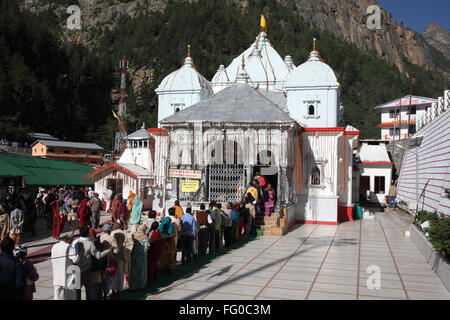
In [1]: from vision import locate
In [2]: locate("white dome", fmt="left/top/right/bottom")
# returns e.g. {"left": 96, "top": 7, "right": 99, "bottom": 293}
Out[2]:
{"left": 286, "top": 50, "right": 339, "bottom": 88}
{"left": 211, "top": 64, "right": 230, "bottom": 86}
{"left": 223, "top": 32, "right": 293, "bottom": 91}
{"left": 156, "top": 56, "right": 212, "bottom": 94}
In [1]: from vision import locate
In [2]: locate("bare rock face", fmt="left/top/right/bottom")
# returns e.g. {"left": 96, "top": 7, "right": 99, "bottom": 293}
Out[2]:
{"left": 423, "top": 22, "right": 450, "bottom": 59}
{"left": 286, "top": 0, "right": 447, "bottom": 73}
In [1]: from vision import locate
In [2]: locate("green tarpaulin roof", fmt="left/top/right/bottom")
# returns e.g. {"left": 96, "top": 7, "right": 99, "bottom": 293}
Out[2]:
{"left": 0, "top": 152, "right": 94, "bottom": 185}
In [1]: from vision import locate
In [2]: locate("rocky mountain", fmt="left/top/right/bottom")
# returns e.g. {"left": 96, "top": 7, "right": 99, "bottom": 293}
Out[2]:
{"left": 283, "top": 0, "right": 448, "bottom": 74}
{"left": 423, "top": 22, "right": 450, "bottom": 59}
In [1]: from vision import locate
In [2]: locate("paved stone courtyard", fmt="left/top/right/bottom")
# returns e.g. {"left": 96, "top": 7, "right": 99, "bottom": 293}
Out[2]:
{"left": 28, "top": 210, "right": 450, "bottom": 300}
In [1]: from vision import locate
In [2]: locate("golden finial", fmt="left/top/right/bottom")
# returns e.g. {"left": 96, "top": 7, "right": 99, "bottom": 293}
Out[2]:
{"left": 241, "top": 54, "right": 245, "bottom": 69}
{"left": 313, "top": 37, "right": 317, "bottom": 51}
{"left": 187, "top": 44, "right": 191, "bottom": 57}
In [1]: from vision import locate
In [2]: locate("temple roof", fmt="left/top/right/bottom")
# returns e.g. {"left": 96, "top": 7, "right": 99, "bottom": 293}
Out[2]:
{"left": 213, "top": 32, "right": 294, "bottom": 91}
{"left": 160, "top": 83, "right": 294, "bottom": 124}
{"left": 156, "top": 56, "right": 212, "bottom": 94}
{"left": 286, "top": 49, "right": 339, "bottom": 88}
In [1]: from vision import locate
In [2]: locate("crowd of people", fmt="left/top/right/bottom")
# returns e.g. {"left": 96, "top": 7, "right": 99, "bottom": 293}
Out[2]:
{"left": 0, "top": 172, "right": 277, "bottom": 300}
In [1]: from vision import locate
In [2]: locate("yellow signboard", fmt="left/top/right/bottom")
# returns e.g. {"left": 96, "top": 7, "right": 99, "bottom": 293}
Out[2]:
{"left": 181, "top": 179, "right": 199, "bottom": 193}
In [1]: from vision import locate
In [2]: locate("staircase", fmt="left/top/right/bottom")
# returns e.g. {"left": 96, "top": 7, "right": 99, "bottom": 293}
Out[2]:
{"left": 255, "top": 208, "right": 290, "bottom": 236}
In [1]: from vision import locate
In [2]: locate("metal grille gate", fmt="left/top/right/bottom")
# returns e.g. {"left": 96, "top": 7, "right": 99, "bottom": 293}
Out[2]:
{"left": 208, "top": 164, "right": 246, "bottom": 203}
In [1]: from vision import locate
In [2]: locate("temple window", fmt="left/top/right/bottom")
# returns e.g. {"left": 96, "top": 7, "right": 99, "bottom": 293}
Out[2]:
{"left": 311, "top": 166, "right": 321, "bottom": 185}
{"left": 308, "top": 104, "right": 315, "bottom": 115}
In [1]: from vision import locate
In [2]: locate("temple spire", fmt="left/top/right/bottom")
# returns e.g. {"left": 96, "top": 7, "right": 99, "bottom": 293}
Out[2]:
{"left": 187, "top": 44, "right": 191, "bottom": 57}
{"left": 313, "top": 37, "right": 317, "bottom": 51}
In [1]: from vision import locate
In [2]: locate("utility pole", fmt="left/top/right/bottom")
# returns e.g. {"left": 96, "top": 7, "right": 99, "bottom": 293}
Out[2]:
{"left": 114, "top": 56, "right": 128, "bottom": 157}
{"left": 407, "top": 72, "right": 415, "bottom": 137}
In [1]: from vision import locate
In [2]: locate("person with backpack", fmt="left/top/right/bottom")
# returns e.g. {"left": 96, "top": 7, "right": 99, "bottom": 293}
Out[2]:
{"left": 0, "top": 237, "right": 25, "bottom": 299}
{"left": 195, "top": 204, "right": 210, "bottom": 257}
{"left": 13, "top": 245, "right": 39, "bottom": 300}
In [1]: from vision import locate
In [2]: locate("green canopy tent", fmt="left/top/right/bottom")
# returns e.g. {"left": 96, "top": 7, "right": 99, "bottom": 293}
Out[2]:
{"left": 0, "top": 152, "right": 95, "bottom": 186}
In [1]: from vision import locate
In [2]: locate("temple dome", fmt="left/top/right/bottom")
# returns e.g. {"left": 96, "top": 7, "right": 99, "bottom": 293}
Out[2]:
{"left": 286, "top": 50, "right": 339, "bottom": 88}
{"left": 156, "top": 56, "right": 212, "bottom": 94}
{"left": 215, "top": 32, "right": 294, "bottom": 91}
{"left": 211, "top": 64, "right": 230, "bottom": 86}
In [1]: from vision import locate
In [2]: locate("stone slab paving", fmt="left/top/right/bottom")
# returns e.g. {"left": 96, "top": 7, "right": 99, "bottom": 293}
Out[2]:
{"left": 146, "top": 211, "right": 450, "bottom": 300}
{"left": 28, "top": 209, "right": 450, "bottom": 300}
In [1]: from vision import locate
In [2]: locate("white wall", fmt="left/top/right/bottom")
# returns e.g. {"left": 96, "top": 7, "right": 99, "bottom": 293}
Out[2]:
{"left": 286, "top": 87, "right": 339, "bottom": 127}
{"left": 157, "top": 92, "right": 203, "bottom": 127}
{"left": 359, "top": 165, "right": 392, "bottom": 204}
{"left": 119, "top": 140, "right": 153, "bottom": 173}
{"left": 296, "top": 195, "right": 338, "bottom": 223}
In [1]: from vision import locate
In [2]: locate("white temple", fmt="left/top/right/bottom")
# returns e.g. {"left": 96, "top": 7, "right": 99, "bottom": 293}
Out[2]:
{"left": 90, "top": 17, "right": 362, "bottom": 228}
{"left": 156, "top": 19, "right": 360, "bottom": 227}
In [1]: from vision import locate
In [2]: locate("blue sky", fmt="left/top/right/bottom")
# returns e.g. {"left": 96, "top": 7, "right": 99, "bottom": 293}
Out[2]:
{"left": 377, "top": 0, "right": 449, "bottom": 33}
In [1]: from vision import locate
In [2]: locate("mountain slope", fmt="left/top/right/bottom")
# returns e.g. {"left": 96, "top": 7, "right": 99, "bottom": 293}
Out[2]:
{"left": 423, "top": 22, "right": 450, "bottom": 59}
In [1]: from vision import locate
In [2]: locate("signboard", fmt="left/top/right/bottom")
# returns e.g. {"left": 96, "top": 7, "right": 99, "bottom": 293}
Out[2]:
{"left": 169, "top": 169, "right": 202, "bottom": 179}
{"left": 181, "top": 179, "right": 199, "bottom": 193}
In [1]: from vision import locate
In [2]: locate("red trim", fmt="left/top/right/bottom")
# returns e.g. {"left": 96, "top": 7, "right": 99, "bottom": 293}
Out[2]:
{"left": 345, "top": 131, "right": 360, "bottom": 136}
{"left": 338, "top": 206, "right": 354, "bottom": 223}
{"left": 85, "top": 163, "right": 137, "bottom": 179}
{"left": 147, "top": 128, "right": 166, "bottom": 133}
{"left": 304, "top": 127, "right": 345, "bottom": 132}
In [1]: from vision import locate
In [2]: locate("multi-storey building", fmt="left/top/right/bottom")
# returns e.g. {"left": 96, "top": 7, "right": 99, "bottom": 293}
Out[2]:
{"left": 375, "top": 95, "right": 437, "bottom": 141}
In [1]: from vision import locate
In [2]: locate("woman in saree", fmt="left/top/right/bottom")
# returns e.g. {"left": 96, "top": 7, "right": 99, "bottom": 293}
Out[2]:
{"left": 128, "top": 224, "right": 150, "bottom": 291}
{"left": 111, "top": 194, "right": 121, "bottom": 223}
{"left": 77, "top": 197, "right": 91, "bottom": 227}
{"left": 147, "top": 221, "right": 161, "bottom": 283}
{"left": 117, "top": 199, "right": 129, "bottom": 230}
{"left": 127, "top": 191, "right": 135, "bottom": 212}
{"left": 129, "top": 194, "right": 143, "bottom": 233}
{"left": 50, "top": 199, "right": 67, "bottom": 239}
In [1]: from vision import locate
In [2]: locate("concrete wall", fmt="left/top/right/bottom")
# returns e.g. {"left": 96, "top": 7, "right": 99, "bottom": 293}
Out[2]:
{"left": 296, "top": 194, "right": 338, "bottom": 224}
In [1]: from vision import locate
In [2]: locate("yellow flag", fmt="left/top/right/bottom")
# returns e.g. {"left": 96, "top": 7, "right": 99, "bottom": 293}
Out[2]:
{"left": 112, "top": 109, "right": 119, "bottom": 119}
{"left": 260, "top": 14, "right": 267, "bottom": 32}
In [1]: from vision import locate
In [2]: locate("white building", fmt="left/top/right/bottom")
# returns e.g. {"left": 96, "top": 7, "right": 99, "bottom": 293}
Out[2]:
{"left": 158, "top": 26, "right": 360, "bottom": 225}
{"left": 375, "top": 95, "right": 437, "bottom": 141}
{"left": 356, "top": 141, "right": 393, "bottom": 205}
{"left": 87, "top": 125, "right": 168, "bottom": 210}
